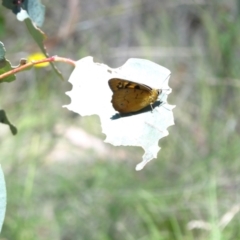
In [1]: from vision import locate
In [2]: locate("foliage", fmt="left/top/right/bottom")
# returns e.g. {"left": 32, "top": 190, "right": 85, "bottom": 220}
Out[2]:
{"left": 1, "top": 0, "right": 240, "bottom": 240}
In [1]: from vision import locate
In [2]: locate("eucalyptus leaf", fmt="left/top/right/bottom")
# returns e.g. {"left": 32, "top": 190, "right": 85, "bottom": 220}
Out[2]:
{"left": 64, "top": 57, "right": 175, "bottom": 170}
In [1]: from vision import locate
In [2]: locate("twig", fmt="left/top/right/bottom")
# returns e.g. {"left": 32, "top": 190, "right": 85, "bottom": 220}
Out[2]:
{"left": 0, "top": 56, "right": 76, "bottom": 81}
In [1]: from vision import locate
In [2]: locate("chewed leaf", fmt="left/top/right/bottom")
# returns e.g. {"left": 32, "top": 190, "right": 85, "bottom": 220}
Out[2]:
{"left": 64, "top": 56, "right": 175, "bottom": 170}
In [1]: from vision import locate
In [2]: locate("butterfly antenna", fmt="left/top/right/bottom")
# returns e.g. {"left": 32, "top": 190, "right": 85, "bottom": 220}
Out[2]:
{"left": 159, "top": 73, "right": 172, "bottom": 94}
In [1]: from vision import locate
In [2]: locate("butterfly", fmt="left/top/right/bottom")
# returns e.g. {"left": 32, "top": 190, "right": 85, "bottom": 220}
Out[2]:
{"left": 108, "top": 78, "right": 162, "bottom": 113}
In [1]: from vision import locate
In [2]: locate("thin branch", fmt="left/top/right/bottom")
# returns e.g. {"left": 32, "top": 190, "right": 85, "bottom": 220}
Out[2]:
{"left": 0, "top": 56, "right": 76, "bottom": 81}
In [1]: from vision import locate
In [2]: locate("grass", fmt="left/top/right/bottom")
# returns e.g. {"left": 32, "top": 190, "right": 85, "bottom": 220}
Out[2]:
{"left": 1, "top": 1, "right": 240, "bottom": 239}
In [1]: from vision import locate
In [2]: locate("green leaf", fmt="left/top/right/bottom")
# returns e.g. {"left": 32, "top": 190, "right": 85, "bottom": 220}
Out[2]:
{"left": 24, "top": 18, "right": 64, "bottom": 80}
{"left": 25, "top": 0, "right": 45, "bottom": 27}
{"left": 0, "top": 165, "right": 6, "bottom": 233}
{"left": 2, "top": 0, "right": 45, "bottom": 27}
{"left": 24, "top": 17, "right": 46, "bottom": 46}
{"left": 0, "top": 59, "right": 15, "bottom": 82}
{"left": 0, "top": 110, "right": 17, "bottom": 135}
{"left": 2, "top": 0, "right": 20, "bottom": 11}
{"left": 0, "top": 42, "right": 15, "bottom": 83}
{"left": 0, "top": 41, "right": 6, "bottom": 60}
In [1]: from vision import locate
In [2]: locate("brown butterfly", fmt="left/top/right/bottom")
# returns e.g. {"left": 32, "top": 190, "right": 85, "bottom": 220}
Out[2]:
{"left": 108, "top": 78, "right": 162, "bottom": 113}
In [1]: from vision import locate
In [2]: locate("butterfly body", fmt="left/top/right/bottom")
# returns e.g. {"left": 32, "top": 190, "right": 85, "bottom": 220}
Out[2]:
{"left": 108, "top": 78, "right": 161, "bottom": 113}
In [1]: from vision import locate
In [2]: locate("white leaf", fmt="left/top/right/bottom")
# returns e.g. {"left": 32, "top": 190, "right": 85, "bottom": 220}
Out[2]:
{"left": 64, "top": 56, "right": 175, "bottom": 170}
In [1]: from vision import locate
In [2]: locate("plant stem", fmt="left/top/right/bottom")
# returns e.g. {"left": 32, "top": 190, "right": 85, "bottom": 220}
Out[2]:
{"left": 0, "top": 56, "right": 76, "bottom": 80}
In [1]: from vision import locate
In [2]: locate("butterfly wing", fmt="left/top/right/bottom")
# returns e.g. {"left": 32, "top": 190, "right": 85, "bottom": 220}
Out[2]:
{"left": 111, "top": 88, "right": 159, "bottom": 113}
{"left": 108, "top": 78, "right": 152, "bottom": 92}
{"left": 108, "top": 78, "right": 160, "bottom": 113}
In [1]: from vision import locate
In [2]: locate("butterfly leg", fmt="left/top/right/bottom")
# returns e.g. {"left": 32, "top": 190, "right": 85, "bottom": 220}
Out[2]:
{"left": 150, "top": 103, "right": 154, "bottom": 112}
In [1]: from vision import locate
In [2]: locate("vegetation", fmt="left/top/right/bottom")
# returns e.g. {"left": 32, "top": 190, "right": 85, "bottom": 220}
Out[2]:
{"left": 1, "top": 1, "right": 240, "bottom": 239}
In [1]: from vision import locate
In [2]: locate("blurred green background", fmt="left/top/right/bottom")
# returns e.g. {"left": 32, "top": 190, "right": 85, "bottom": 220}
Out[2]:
{"left": 1, "top": 0, "right": 240, "bottom": 239}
